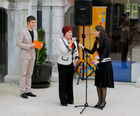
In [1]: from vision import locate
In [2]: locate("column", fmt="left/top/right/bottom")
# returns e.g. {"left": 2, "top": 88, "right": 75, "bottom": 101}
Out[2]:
{"left": 6, "top": 0, "right": 30, "bottom": 77}
{"left": 51, "top": 1, "right": 65, "bottom": 81}
{"left": 51, "top": 0, "right": 65, "bottom": 63}
{"left": 44, "top": 0, "right": 65, "bottom": 81}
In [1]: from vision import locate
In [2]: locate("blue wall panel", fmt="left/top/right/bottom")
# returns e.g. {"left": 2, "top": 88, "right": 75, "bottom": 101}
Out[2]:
{"left": 112, "top": 61, "right": 131, "bottom": 82}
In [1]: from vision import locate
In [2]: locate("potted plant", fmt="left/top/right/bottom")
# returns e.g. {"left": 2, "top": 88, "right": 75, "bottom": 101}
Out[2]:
{"left": 32, "top": 28, "right": 52, "bottom": 88}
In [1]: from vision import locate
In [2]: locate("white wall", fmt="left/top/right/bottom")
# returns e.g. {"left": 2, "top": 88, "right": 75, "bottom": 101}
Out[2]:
{"left": 4, "top": 0, "right": 72, "bottom": 81}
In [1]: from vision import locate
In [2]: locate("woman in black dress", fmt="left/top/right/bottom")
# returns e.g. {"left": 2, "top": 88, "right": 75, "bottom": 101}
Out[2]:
{"left": 79, "top": 25, "right": 114, "bottom": 110}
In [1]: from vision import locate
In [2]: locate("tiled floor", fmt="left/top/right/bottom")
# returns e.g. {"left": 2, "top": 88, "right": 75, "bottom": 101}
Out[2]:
{"left": 0, "top": 76, "right": 140, "bottom": 116}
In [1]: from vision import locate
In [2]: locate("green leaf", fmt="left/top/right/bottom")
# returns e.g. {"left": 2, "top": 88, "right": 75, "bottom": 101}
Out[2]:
{"left": 35, "top": 28, "right": 47, "bottom": 64}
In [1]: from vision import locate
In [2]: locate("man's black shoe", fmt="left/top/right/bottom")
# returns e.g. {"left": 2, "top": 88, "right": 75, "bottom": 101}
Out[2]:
{"left": 67, "top": 101, "right": 74, "bottom": 104}
{"left": 61, "top": 103, "right": 68, "bottom": 106}
{"left": 20, "top": 93, "right": 28, "bottom": 99}
{"left": 26, "top": 92, "right": 37, "bottom": 97}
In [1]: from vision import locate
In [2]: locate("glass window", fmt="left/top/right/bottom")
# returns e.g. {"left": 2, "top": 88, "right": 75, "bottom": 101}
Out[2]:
{"left": 124, "top": 3, "right": 139, "bottom": 19}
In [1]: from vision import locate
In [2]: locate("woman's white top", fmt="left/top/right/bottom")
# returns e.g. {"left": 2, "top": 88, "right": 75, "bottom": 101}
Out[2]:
{"left": 57, "top": 37, "right": 79, "bottom": 65}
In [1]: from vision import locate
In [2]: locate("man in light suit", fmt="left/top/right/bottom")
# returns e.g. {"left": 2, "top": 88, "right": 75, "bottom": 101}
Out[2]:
{"left": 17, "top": 16, "right": 37, "bottom": 99}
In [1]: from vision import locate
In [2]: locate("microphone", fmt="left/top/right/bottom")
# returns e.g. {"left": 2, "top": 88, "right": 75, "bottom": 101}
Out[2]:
{"left": 72, "top": 37, "right": 80, "bottom": 43}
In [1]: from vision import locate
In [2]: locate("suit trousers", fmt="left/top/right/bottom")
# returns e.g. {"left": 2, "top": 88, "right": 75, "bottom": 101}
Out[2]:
{"left": 20, "top": 58, "right": 35, "bottom": 94}
{"left": 57, "top": 63, "right": 74, "bottom": 104}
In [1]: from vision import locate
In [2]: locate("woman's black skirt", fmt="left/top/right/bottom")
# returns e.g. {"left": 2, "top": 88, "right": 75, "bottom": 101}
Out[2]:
{"left": 95, "top": 61, "right": 114, "bottom": 88}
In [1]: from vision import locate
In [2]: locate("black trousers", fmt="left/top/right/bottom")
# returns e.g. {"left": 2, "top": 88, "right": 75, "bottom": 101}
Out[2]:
{"left": 57, "top": 63, "right": 74, "bottom": 104}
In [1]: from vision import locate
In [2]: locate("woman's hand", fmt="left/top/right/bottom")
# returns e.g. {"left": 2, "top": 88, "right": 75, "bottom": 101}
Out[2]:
{"left": 78, "top": 43, "right": 84, "bottom": 49}
{"left": 68, "top": 38, "right": 77, "bottom": 49}
{"left": 72, "top": 37, "right": 77, "bottom": 43}
{"left": 93, "top": 60, "right": 99, "bottom": 65}
{"left": 73, "top": 59, "right": 78, "bottom": 67}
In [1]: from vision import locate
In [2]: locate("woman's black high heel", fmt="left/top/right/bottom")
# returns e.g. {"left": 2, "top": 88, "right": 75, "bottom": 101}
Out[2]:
{"left": 94, "top": 101, "right": 102, "bottom": 108}
{"left": 94, "top": 104, "right": 100, "bottom": 108}
{"left": 99, "top": 102, "right": 106, "bottom": 110}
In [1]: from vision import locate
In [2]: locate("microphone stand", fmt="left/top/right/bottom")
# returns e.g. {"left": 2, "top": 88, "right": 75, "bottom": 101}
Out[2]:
{"left": 74, "top": 60, "right": 84, "bottom": 85}
{"left": 75, "top": 51, "right": 98, "bottom": 114}
{"left": 74, "top": 26, "right": 86, "bottom": 82}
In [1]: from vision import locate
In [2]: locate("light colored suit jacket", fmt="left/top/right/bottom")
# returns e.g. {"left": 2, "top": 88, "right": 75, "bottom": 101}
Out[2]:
{"left": 57, "top": 37, "right": 79, "bottom": 65}
{"left": 16, "top": 27, "right": 37, "bottom": 60}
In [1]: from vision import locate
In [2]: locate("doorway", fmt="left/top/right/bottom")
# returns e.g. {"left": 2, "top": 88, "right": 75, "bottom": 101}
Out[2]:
{"left": 0, "top": 8, "right": 8, "bottom": 82}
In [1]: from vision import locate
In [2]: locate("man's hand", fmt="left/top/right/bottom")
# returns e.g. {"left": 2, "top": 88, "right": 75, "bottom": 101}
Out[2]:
{"left": 40, "top": 43, "right": 43, "bottom": 49}
{"left": 30, "top": 43, "right": 35, "bottom": 49}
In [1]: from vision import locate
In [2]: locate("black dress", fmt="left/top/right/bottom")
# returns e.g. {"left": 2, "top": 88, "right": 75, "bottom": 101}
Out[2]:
{"left": 84, "top": 38, "right": 114, "bottom": 88}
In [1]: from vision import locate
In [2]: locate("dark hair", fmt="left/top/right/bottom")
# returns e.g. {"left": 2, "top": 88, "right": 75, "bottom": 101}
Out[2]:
{"left": 62, "top": 25, "right": 73, "bottom": 36}
{"left": 95, "top": 25, "right": 108, "bottom": 44}
{"left": 27, "top": 16, "right": 36, "bottom": 22}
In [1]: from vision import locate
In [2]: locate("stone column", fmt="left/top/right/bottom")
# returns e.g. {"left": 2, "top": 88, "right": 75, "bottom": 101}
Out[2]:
{"left": 0, "top": 0, "right": 9, "bottom": 9}
{"left": 6, "top": 0, "right": 30, "bottom": 78}
{"left": 65, "top": 0, "right": 74, "bottom": 12}
{"left": 31, "top": 0, "right": 38, "bottom": 30}
{"left": 41, "top": 0, "right": 52, "bottom": 61}
{"left": 51, "top": 4, "right": 65, "bottom": 63}
{"left": 28, "top": 0, "right": 32, "bottom": 16}
{"left": 39, "top": 0, "right": 66, "bottom": 63}
{"left": 32, "top": 0, "right": 51, "bottom": 60}
{"left": 51, "top": 1, "right": 65, "bottom": 82}
{"left": 39, "top": 0, "right": 65, "bottom": 81}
